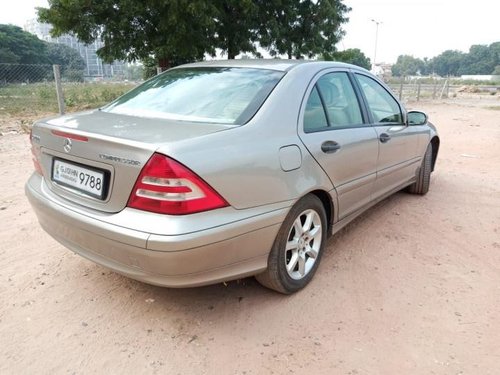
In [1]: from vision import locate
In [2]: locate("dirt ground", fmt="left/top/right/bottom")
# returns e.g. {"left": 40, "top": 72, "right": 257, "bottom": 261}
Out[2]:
{"left": 1, "top": 98, "right": 499, "bottom": 374}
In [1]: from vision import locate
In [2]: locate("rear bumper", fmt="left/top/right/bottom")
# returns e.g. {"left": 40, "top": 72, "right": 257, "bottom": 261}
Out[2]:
{"left": 26, "top": 174, "right": 288, "bottom": 287}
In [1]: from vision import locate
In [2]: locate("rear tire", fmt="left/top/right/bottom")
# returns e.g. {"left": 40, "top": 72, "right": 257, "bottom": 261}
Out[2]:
{"left": 255, "top": 195, "right": 327, "bottom": 294}
{"left": 407, "top": 143, "right": 432, "bottom": 195}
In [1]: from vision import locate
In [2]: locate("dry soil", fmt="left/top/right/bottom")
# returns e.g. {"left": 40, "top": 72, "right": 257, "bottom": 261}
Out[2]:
{"left": 1, "top": 99, "right": 499, "bottom": 374}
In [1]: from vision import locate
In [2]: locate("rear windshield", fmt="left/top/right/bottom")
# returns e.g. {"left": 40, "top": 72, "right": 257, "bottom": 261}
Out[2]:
{"left": 103, "top": 67, "right": 284, "bottom": 125}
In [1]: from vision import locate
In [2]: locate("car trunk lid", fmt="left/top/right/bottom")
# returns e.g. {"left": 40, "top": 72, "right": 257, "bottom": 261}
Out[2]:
{"left": 32, "top": 110, "right": 230, "bottom": 213}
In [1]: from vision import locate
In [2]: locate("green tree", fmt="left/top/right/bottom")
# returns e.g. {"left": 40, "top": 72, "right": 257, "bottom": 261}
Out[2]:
{"left": 0, "top": 24, "right": 50, "bottom": 64}
{"left": 323, "top": 48, "right": 370, "bottom": 69}
{"left": 46, "top": 43, "right": 85, "bottom": 81}
{"left": 391, "top": 55, "right": 426, "bottom": 76}
{"left": 421, "top": 57, "right": 431, "bottom": 75}
{"left": 38, "top": 0, "right": 351, "bottom": 66}
{"left": 142, "top": 57, "right": 158, "bottom": 80}
{"left": 38, "top": 0, "right": 217, "bottom": 68}
{"left": 458, "top": 42, "right": 500, "bottom": 75}
{"left": 212, "top": 0, "right": 259, "bottom": 59}
{"left": 0, "top": 47, "right": 19, "bottom": 63}
{"left": 490, "top": 42, "right": 500, "bottom": 67}
{"left": 0, "top": 24, "right": 53, "bottom": 83}
{"left": 258, "top": 0, "right": 349, "bottom": 59}
{"left": 429, "top": 50, "right": 465, "bottom": 77}
{"left": 458, "top": 44, "right": 499, "bottom": 75}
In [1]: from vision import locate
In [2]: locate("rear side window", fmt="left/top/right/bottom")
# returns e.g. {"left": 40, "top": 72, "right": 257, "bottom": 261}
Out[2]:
{"left": 304, "top": 86, "right": 328, "bottom": 132}
{"left": 316, "top": 72, "right": 363, "bottom": 128}
{"left": 303, "top": 71, "right": 364, "bottom": 132}
{"left": 104, "top": 67, "right": 284, "bottom": 125}
{"left": 355, "top": 74, "right": 402, "bottom": 124}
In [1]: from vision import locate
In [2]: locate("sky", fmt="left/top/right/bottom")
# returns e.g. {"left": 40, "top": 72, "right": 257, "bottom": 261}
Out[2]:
{"left": 1, "top": 0, "right": 499, "bottom": 64}
{"left": 341, "top": 0, "right": 500, "bottom": 63}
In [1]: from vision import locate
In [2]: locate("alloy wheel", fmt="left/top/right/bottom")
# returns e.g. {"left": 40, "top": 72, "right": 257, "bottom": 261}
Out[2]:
{"left": 285, "top": 209, "right": 322, "bottom": 280}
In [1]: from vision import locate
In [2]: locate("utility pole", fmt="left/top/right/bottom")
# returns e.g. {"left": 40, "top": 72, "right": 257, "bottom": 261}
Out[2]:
{"left": 371, "top": 19, "right": 382, "bottom": 71}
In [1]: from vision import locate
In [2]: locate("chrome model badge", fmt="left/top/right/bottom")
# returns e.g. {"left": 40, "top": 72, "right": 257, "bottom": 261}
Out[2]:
{"left": 99, "top": 153, "right": 141, "bottom": 166}
{"left": 63, "top": 138, "right": 72, "bottom": 153}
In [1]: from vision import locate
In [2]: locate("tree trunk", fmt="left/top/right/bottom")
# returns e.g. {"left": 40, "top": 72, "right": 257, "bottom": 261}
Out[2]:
{"left": 158, "top": 58, "right": 171, "bottom": 71}
{"left": 227, "top": 38, "right": 236, "bottom": 59}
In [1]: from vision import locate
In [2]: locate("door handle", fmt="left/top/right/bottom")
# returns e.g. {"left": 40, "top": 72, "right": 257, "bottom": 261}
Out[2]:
{"left": 321, "top": 141, "right": 341, "bottom": 154}
{"left": 379, "top": 133, "right": 391, "bottom": 143}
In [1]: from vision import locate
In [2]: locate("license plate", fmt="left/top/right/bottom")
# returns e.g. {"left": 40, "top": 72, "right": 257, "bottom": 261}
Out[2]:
{"left": 52, "top": 158, "right": 108, "bottom": 200}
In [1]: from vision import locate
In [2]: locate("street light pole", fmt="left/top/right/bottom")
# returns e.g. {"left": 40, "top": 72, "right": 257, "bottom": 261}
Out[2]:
{"left": 371, "top": 19, "right": 382, "bottom": 71}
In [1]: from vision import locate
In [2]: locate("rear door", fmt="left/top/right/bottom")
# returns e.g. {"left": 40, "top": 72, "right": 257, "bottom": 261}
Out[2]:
{"left": 298, "top": 70, "right": 379, "bottom": 220}
{"left": 353, "top": 73, "right": 421, "bottom": 198}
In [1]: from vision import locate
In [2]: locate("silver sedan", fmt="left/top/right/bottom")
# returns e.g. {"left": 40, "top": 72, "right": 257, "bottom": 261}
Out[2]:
{"left": 26, "top": 60, "right": 440, "bottom": 294}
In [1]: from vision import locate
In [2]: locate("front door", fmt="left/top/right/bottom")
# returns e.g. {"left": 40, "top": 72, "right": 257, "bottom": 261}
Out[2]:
{"left": 353, "top": 73, "right": 421, "bottom": 198}
{"left": 298, "top": 71, "right": 379, "bottom": 220}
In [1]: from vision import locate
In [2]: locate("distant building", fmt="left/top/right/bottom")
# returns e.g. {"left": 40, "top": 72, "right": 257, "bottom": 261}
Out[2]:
{"left": 460, "top": 75, "right": 498, "bottom": 82}
{"left": 372, "top": 63, "right": 393, "bottom": 80}
{"left": 24, "top": 19, "right": 124, "bottom": 79}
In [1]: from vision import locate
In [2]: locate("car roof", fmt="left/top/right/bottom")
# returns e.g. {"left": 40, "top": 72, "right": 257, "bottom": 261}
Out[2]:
{"left": 177, "top": 59, "right": 360, "bottom": 72}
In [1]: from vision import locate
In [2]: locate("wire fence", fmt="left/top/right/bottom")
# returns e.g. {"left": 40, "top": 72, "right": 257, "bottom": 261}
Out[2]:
{"left": 387, "top": 78, "right": 500, "bottom": 103}
{"left": 0, "top": 64, "right": 59, "bottom": 115}
{"left": 0, "top": 63, "right": 137, "bottom": 117}
{"left": 1, "top": 63, "right": 499, "bottom": 120}
{"left": 388, "top": 80, "right": 449, "bottom": 102}
{"left": 0, "top": 64, "right": 56, "bottom": 85}
{"left": 0, "top": 63, "right": 99, "bottom": 84}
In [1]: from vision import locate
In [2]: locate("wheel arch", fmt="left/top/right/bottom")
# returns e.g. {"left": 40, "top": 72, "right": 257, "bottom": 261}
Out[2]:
{"left": 308, "top": 189, "right": 335, "bottom": 237}
{"left": 430, "top": 136, "right": 440, "bottom": 171}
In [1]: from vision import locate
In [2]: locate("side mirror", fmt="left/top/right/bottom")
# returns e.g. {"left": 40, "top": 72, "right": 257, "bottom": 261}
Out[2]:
{"left": 407, "top": 110, "right": 428, "bottom": 126}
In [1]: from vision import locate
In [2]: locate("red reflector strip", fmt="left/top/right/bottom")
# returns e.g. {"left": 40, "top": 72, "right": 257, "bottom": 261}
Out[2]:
{"left": 31, "top": 147, "right": 42, "bottom": 175}
{"left": 51, "top": 130, "right": 88, "bottom": 142}
{"left": 32, "top": 157, "right": 43, "bottom": 175}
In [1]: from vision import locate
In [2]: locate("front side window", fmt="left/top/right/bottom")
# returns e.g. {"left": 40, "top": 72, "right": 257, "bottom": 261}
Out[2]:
{"left": 355, "top": 74, "right": 402, "bottom": 124}
{"left": 104, "top": 67, "right": 284, "bottom": 125}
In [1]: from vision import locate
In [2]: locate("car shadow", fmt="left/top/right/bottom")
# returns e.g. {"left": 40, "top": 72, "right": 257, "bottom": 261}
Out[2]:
{"left": 69, "top": 190, "right": 423, "bottom": 318}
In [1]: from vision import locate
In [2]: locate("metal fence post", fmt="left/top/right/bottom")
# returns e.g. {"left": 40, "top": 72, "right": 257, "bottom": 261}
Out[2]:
{"left": 399, "top": 75, "right": 404, "bottom": 100}
{"left": 53, "top": 65, "right": 65, "bottom": 115}
{"left": 439, "top": 79, "right": 448, "bottom": 99}
{"left": 417, "top": 81, "right": 421, "bottom": 102}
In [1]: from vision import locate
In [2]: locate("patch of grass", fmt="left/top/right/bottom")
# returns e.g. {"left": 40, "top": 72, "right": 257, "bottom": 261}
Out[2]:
{"left": 0, "top": 82, "right": 137, "bottom": 117}
{"left": 63, "top": 82, "right": 136, "bottom": 110}
{"left": 487, "top": 106, "right": 500, "bottom": 110}
{"left": 0, "top": 83, "right": 58, "bottom": 116}
{"left": 450, "top": 79, "right": 500, "bottom": 86}
{"left": 385, "top": 77, "right": 500, "bottom": 86}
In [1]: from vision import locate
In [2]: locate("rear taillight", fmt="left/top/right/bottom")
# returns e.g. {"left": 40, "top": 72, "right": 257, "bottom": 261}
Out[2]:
{"left": 29, "top": 129, "right": 42, "bottom": 175}
{"left": 127, "top": 153, "right": 228, "bottom": 215}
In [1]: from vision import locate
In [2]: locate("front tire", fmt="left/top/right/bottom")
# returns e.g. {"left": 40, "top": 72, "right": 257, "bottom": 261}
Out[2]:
{"left": 407, "top": 143, "right": 433, "bottom": 195}
{"left": 255, "top": 195, "right": 327, "bottom": 294}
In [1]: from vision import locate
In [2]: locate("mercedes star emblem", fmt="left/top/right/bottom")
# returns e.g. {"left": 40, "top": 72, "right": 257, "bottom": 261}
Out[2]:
{"left": 63, "top": 138, "right": 72, "bottom": 153}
